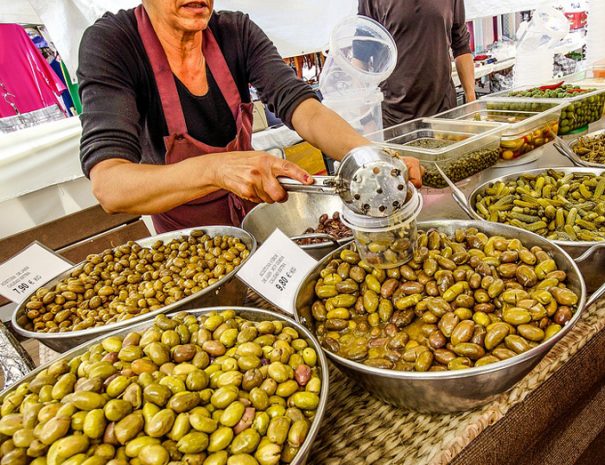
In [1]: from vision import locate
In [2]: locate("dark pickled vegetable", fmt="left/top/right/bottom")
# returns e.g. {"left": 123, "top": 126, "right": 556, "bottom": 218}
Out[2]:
{"left": 296, "top": 212, "right": 352, "bottom": 245}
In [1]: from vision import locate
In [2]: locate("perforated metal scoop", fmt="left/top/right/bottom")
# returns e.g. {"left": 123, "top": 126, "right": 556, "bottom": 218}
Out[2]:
{"left": 278, "top": 145, "right": 409, "bottom": 217}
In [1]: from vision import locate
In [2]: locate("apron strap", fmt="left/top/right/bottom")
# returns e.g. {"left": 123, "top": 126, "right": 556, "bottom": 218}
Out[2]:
{"left": 135, "top": 5, "right": 188, "bottom": 135}
{"left": 202, "top": 28, "right": 242, "bottom": 120}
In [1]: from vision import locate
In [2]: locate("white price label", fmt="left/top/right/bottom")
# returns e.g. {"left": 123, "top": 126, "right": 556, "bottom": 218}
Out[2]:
{"left": 0, "top": 242, "right": 73, "bottom": 303}
{"left": 237, "top": 229, "right": 317, "bottom": 314}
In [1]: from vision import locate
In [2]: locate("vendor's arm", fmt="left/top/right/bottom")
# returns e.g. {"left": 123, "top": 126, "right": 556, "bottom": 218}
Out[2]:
{"left": 452, "top": 0, "right": 476, "bottom": 102}
{"left": 455, "top": 54, "right": 476, "bottom": 102}
{"left": 242, "top": 15, "right": 423, "bottom": 186}
{"left": 291, "top": 99, "right": 368, "bottom": 160}
{"left": 89, "top": 152, "right": 310, "bottom": 214}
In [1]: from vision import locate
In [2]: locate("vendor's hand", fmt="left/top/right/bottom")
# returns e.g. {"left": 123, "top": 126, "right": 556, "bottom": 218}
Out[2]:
{"left": 211, "top": 151, "right": 313, "bottom": 204}
{"left": 402, "top": 157, "right": 424, "bottom": 188}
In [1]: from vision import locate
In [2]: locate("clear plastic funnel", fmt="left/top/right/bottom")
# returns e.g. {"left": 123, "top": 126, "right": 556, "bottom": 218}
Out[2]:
{"left": 516, "top": 7, "right": 570, "bottom": 51}
{"left": 320, "top": 15, "right": 397, "bottom": 97}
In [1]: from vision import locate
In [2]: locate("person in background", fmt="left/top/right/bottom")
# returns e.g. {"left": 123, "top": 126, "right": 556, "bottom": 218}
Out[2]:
{"left": 78, "top": 0, "right": 422, "bottom": 233}
{"left": 358, "top": 0, "right": 476, "bottom": 126}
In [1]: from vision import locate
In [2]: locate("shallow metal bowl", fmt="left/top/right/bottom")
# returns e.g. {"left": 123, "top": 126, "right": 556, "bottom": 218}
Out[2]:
{"left": 294, "top": 220, "right": 605, "bottom": 413}
{"left": 554, "top": 128, "right": 605, "bottom": 169}
{"left": 11, "top": 226, "right": 257, "bottom": 353}
{"left": 1, "top": 307, "right": 329, "bottom": 465}
{"left": 241, "top": 193, "right": 353, "bottom": 260}
{"left": 466, "top": 167, "right": 605, "bottom": 292}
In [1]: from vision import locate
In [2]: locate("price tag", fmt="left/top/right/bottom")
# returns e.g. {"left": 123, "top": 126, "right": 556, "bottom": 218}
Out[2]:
{"left": 0, "top": 242, "right": 73, "bottom": 303}
{"left": 237, "top": 229, "right": 317, "bottom": 314}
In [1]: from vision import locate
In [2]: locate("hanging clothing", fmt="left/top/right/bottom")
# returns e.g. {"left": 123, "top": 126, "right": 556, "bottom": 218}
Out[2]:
{"left": 48, "top": 57, "right": 75, "bottom": 116}
{"left": 0, "top": 24, "right": 66, "bottom": 118}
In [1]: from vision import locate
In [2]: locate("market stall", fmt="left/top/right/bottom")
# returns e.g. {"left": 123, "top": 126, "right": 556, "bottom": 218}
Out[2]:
{"left": 2, "top": 110, "right": 605, "bottom": 462}
{"left": 2, "top": 2, "right": 605, "bottom": 465}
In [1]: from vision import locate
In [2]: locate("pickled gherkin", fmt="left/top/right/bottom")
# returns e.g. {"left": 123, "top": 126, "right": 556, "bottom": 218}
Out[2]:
{"left": 311, "top": 228, "right": 579, "bottom": 372}
{"left": 474, "top": 170, "right": 605, "bottom": 242}
{"left": 0, "top": 311, "right": 323, "bottom": 465}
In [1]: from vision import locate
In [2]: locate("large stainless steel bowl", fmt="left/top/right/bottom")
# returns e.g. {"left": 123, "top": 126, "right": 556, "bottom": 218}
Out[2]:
{"left": 241, "top": 193, "right": 353, "bottom": 260}
{"left": 293, "top": 220, "right": 605, "bottom": 413}
{"left": 463, "top": 167, "right": 605, "bottom": 292}
{"left": 11, "top": 226, "right": 257, "bottom": 353}
{"left": 0, "top": 307, "right": 329, "bottom": 465}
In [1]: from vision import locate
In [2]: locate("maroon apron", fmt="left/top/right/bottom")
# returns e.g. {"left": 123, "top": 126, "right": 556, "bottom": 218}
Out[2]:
{"left": 135, "top": 5, "right": 256, "bottom": 233}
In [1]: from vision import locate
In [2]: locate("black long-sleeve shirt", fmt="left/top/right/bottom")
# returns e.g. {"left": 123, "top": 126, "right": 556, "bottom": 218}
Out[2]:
{"left": 358, "top": 0, "right": 472, "bottom": 126}
{"left": 77, "top": 8, "right": 317, "bottom": 177}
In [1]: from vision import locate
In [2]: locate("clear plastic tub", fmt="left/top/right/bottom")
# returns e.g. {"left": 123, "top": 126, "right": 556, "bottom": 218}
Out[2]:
{"left": 487, "top": 83, "right": 605, "bottom": 135}
{"left": 340, "top": 183, "right": 422, "bottom": 269}
{"left": 366, "top": 119, "right": 503, "bottom": 188}
{"left": 319, "top": 15, "right": 397, "bottom": 97}
{"left": 433, "top": 98, "right": 563, "bottom": 161}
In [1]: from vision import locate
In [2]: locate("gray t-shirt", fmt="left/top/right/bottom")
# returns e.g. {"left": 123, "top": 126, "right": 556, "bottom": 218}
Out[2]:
{"left": 358, "top": 0, "right": 471, "bottom": 126}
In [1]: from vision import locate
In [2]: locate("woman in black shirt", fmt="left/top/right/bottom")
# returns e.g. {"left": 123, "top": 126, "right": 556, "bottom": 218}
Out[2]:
{"left": 78, "top": 0, "right": 422, "bottom": 231}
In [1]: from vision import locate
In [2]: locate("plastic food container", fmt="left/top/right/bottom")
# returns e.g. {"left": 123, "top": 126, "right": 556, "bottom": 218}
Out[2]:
{"left": 434, "top": 98, "right": 563, "bottom": 162}
{"left": 322, "top": 88, "right": 385, "bottom": 138}
{"left": 340, "top": 183, "right": 423, "bottom": 268}
{"left": 367, "top": 119, "right": 503, "bottom": 188}
{"left": 561, "top": 124, "right": 589, "bottom": 142}
{"left": 488, "top": 84, "right": 605, "bottom": 135}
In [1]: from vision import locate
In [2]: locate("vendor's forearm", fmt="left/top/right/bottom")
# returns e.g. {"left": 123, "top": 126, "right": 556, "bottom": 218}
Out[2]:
{"left": 455, "top": 53, "right": 476, "bottom": 102}
{"left": 90, "top": 157, "right": 220, "bottom": 215}
{"left": 291, "top": 99, "right": 369, "bottom": 160}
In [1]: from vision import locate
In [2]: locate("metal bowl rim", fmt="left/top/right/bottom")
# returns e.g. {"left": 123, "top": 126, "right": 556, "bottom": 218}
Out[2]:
{"left": 11, "top": 226, "right": 258, "bottom": 341}
{"left": 565, "top": 128, "right": 605, "bottom": 169}
{"left": 1, "top": 306, "right": 328, "bottom": 465}
{"left": 241, "top": 197, "right": 353, "bottom": 251}
{"left": 467, "top": 166, "right": 605, "bottom": 248}
{"left": 293, "top": 219, "right": 587, "bottom": 380}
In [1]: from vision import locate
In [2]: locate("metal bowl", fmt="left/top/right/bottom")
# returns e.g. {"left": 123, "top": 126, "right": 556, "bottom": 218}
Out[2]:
{"left": 241, "top": 193, "right": 353, "bottom": 260}
{"left": 463, "top": 167, "right": 605, "bottom": 292}
{"left": 554, "top": 128, "right": 605, "bottom": 168}
{"left": 11, "top": 226, "right": 257, "bottom": 353}
{"left": 0, "top": 307, "right": 329, "bottom": 465}
{"left": 293, "top": 220, "right": 605, "bottom": 413}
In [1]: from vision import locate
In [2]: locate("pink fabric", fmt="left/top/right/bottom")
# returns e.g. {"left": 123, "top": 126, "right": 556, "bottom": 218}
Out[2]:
{"left": 0, "top": 24, "right": 66, "bottom": 117}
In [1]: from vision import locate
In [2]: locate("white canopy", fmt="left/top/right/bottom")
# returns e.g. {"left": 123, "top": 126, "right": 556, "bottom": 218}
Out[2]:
{"left": 1, "top": 0, "right": 557, "bottom": 78}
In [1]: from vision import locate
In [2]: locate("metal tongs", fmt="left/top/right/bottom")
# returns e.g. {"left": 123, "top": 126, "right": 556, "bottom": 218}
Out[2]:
{"left": 278, "top": 145, "right": 410, "bottom": 218}
{"left": 432, "top": 162, "right": 476, "bottom": 219}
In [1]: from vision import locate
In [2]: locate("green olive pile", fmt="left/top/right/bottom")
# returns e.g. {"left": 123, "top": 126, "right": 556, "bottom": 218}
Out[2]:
{"left": 353, "top": 225, "right": 416, "bottom": 269}
{"left": 508, "top": 84, "right": 605, "bottom": 135}
{"left": 422, "top": 148, "right": 499, "bottom": 188}
{"left": 309, "top": 228, "right": 579, "bottom": 372}
{"left": 474, "top": 170, "right": 605, "bottom": 241}
{"left": 20, "top": 232, "right": 250, "bottom": 333}
{"left": 0, "top": 311, "right": 322, "bottom": 465}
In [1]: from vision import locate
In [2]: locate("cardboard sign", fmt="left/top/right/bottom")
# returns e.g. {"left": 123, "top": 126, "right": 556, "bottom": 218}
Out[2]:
{"left": 237, "top": 229, "right": 317, "bottom": 313}
{"left": 0, "top": 242, "right": 72, "bottom": 303}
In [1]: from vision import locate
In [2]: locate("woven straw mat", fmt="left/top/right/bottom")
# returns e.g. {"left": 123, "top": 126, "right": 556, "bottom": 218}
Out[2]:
{"left": 37, "top": 290, "right": 605, "bottom": 465}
